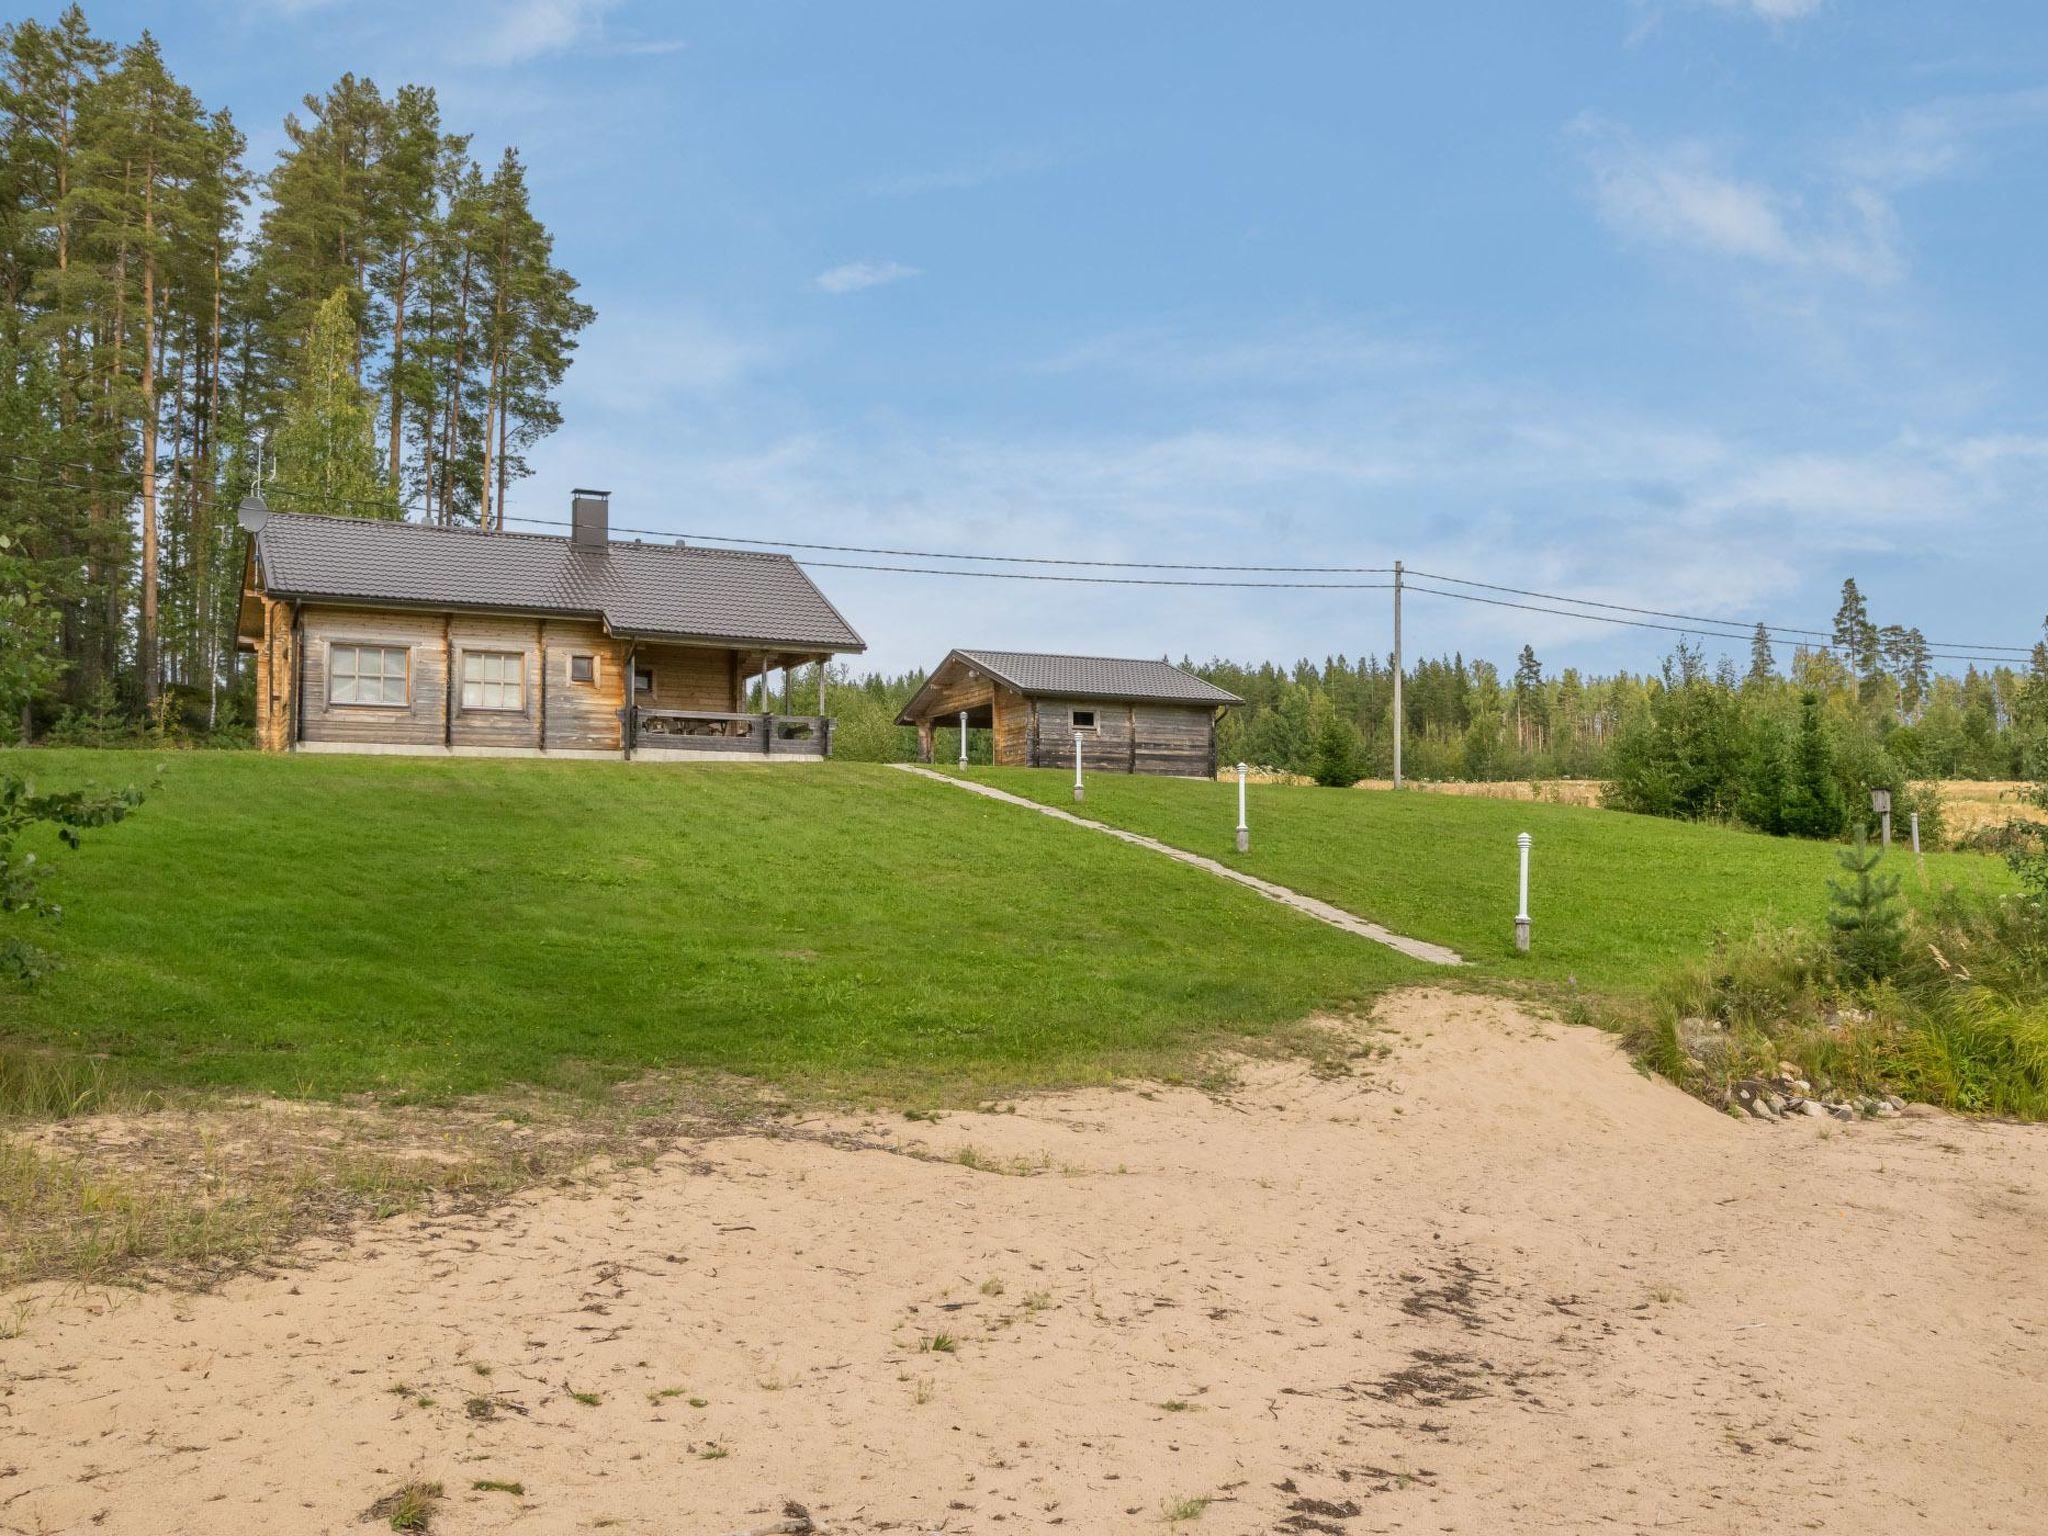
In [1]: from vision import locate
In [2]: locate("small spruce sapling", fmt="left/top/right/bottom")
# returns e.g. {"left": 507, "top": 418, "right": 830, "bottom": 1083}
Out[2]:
{"left": 1826, "top": 825, "right": 1905, "bottom": 984}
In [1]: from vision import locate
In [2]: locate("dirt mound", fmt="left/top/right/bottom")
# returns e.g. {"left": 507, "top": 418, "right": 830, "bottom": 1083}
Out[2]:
{"left": 4, "top": 989, "right": 2044, "bottom": 1533}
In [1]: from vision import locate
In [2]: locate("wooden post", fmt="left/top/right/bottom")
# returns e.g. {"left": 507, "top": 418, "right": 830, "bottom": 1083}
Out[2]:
{"left": 918, "top": 719, "right": 934, "bottom": 763}
{"left": 1514, "top": 832, "right": 1532, "bottom": 953}
{"left": 442, "top": 615, "right": 454, "bottom": 750}
{"left": 1235, "top": 760, "right": 1249, "bottom": 853}
{"left": 623, "top": 641, "right": 636, "bottom": 760}
{"left": 1392, "top": 559, "right": 1404, "bottom": 790}
{"left": 816, "top": 658, "right": 827, "bottom": 718}
{"left": 1871, "top": 788, "right": 1893, "bottom": 851}
{"left": 536, "top": 619, "right": 547, "bottom": 751}
{"left": 1073, "top": 731, "right": 1084, "bottom": 803}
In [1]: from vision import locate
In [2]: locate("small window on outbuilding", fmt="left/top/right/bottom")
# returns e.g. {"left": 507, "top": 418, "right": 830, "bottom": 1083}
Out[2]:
{"left": 569, "top": 654, "right": 596, "bottom": 685}
{"left": 634, "top": 666, "right": 655, "bottom": 696}
{"left": 1071, "top": 708, "right": 1097, "bottom": 730}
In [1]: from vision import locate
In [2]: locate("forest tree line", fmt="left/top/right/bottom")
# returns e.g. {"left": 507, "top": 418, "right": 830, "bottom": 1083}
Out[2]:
{"left": 816, "top": 577, "right": 2048, "bottom": 845}
{"left": 0, "top": 6, "right": 591, "bottom": 737}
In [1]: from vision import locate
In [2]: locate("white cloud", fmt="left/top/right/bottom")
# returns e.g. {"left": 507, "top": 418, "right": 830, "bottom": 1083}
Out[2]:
{"left": 861, "top": 146, "right": 1065, "bottom": 198}
{"left": 560, "top": 306, "right": 778, "bottom": 410}
{"left": 469, "top": 0, "right": 682, "bottom": 65}
{"left": 1710, "top": 0, "right": 1824, "bottom": 18}
{"left": 1572, "top": 118, "right": 1902, "bottom": 283}
{"left": 1839, "top": 86, "right": 2048, "bottom": 189}
{"left": 812, "top": 260, "right": 922, "bottom": 295}
{"left": 1039, "top": 319, "right": 1440, "bottom": 383}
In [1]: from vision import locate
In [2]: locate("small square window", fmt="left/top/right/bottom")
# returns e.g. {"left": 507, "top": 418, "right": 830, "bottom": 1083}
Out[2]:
{"left": 634, "top": 667, "right": 654, "bottom": 695}
{"left": 569, "top": 654, "right": 595, "bottom": 685}
{"left": 1071, "top": 709, "right": 1097, "bottom": 730}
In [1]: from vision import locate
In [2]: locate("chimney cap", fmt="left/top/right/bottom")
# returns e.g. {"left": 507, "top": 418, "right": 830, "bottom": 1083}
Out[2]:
{"left": 571, "top": 487, "right": 611, "bottom": 499}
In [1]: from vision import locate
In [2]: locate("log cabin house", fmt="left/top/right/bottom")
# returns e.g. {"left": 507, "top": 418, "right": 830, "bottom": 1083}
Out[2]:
{"left": 896, "top": 649, "right": 1243, "bottom": 777}
{"left": 235, "top": 491, "right": 865, "bottom": 760}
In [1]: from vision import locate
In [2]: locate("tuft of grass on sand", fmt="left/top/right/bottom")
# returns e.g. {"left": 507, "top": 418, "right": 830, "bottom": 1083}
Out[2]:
{"left": 1161, "top": 1493, "right": 1211, "bottom": 1522}
{"left": 471, "top": 1479, "right": 524, "bottom": 1496}
{"left": 368, "top": 1481, "right": 443, "bottom": 1532}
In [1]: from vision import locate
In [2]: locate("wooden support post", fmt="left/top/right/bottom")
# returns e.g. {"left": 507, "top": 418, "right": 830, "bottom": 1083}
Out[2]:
{"left": 623, "top": 641, "right": 636, "bottom": 760}
{"left": 536, "top": 619, "right": 547, "bottom": 751}
{"left": 816, "top": 658, "right": 827, "bottom": 717}
{"left": 442, "top": 615, "right": 454, "bottom": 750}
{"left": 918, "top": 720, "right": 934, "bottom": 763}
{"left": 1514, "top": 832, "right": 1532, "bottom": 953}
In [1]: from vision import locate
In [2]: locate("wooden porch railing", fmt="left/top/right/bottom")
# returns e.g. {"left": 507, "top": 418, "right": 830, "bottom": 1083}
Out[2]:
{"left": 628, "top": 708, "right": 833, "bottom": 758}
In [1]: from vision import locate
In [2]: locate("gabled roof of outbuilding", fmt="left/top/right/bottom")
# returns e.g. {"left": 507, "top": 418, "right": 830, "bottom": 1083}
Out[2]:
{"left": 248, "top": 512, "right": 865, "bottom": 652}
{"left": 896, "top": 649, "right": 1242, "bottom": 723}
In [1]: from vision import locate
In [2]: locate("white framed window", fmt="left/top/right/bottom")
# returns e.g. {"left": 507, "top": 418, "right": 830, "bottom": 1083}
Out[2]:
{"left": 569, "top": 654, "right": 596, "bottom": 685}
{"left": 461, "top": 650, "right": 525, "bottom": 711}
{"left": 330, "top": 643, "right": 409, "bottom": 706}
{"left": 1071, "top": 708, "right": 1097, "bottom": 730}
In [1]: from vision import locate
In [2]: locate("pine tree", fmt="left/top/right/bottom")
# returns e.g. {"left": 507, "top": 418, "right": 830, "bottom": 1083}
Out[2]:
{"left": 1826, "top": 826, "right": 1904, "bottom": 983}
{"left": 271, "top": 288, "right": 389, "bottom": 515}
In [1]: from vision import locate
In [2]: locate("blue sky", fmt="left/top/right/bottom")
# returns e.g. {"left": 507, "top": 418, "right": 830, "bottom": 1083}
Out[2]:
{"left": 99, "top": 0, "right": 2048, "bottom": 673}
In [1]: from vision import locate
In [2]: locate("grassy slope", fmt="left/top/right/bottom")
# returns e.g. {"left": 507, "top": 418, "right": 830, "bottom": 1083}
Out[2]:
{"left": 958, "top": 766, "right": 2015, "bottom": 998}
{"left": 0, "top": 752, "right": 1427, "bottom": 1100}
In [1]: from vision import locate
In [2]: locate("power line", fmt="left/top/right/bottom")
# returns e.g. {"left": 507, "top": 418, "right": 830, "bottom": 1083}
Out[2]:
{"left": 1401, "top": 582, "right": 2022, "bottom": 666}
{"left": 8, "top": 466, "right": 2038, "bottom": 663}
{"left": 502, "top": 513, "right": 1393, "bottom": 574}
{"left": 1408, "top": 567, "right": 2036, "bottom": 655}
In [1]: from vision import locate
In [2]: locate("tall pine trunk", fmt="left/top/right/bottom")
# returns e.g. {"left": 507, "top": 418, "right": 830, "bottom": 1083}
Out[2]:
{"left": 139, "top": 157, "right": 160, "bottom": 707}
{"left": 387, "top": 242, "right": 409, "bottom": 492}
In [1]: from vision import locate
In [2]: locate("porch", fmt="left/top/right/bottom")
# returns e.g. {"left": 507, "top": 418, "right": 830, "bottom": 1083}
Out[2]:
{"left": 628, "top": 707, "right": 834, "bottom": 760}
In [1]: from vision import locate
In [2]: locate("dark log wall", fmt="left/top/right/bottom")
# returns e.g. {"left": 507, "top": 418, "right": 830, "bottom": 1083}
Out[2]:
{"left": 1022, "top": 696, "right": 1215, "bottom": 777}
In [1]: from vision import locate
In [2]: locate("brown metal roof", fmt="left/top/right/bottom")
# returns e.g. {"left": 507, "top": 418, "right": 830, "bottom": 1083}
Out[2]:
{"left": 897, "top": 649, "right": 1242, "bottom": 722}
{"left": 250, "top": 512, "right": 865, "bottom": 652}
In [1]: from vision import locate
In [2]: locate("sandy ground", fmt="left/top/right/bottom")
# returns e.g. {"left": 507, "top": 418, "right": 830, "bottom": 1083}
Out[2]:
{"left": 4, "top": 989, "right": 2046, "bottom": 1536}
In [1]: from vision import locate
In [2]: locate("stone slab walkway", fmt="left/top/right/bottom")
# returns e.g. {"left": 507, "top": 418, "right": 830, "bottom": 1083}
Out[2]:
{"left": 892, "top": 764, "right": 1465, "bottom": 966}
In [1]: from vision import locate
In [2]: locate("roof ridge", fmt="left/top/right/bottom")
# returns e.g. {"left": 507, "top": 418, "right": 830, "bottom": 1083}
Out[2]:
{"left": 262, "top": 510, "right": 800, "bottom": 565}
{"left": 963, "top": 647, "right": 1191, "bottom": 666}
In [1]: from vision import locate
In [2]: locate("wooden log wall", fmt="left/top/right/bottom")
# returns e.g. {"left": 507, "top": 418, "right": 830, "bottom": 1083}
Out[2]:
{"left": 1023, "top": 697, "right": 1215, "bottom": 776}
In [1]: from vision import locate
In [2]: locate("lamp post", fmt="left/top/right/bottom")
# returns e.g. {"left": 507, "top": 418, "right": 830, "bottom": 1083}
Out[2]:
{"left": 1235, "top": 761, "right": 1249, "bottom": 853}
{"left": 958, "top": 709, "right": 968, "bottom": 769}
{"left": 1073, "top": 731, "right": 1085, "bottom": 803}
{"left": 1514, "top": 832, "right": 1532, "bottom": 954}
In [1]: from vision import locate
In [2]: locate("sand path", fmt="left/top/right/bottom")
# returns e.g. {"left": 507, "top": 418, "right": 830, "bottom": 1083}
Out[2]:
{"left": 4, "top": 989, "right": 2044, "bottom": 1535}
{"left": 890, "top": 765, "right": 1464, "bottom": 965}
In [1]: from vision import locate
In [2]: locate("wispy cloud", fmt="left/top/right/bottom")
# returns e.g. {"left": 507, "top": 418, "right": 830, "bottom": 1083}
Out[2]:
{"left": 470, "top": 0, "right": 683, "bottom": 66}
{"left": 1571, "top": 117, "right": 1902, "bottom": 283}
{"left": 1838, "top": 85, "right": 2048, "bottom": 189}
{"left": 861, "top": 145, "right": 1066, "bottom": 199}
{"left": 1704, "top": 0, "right": 1824, "bottom": 19}
{"left": 812, "top": 260, "right": 922, "bottom": 295}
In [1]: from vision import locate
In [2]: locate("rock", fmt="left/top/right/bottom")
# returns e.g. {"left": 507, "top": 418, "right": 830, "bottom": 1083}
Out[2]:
{"left": 1828, "top": 1103, "right": 1856, "bottom": 1122}
{"left": 1798, "top": 1100, "right": 1829, "bottom": 1118}
{"left": 1776, "top": 1060, "right": 1803, "bottom": 1082}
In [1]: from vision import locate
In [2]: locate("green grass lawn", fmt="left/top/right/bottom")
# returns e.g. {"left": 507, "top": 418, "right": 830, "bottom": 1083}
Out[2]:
{"left": 955, "top": 766, "right": 2015, "bottom": 998}
{"left": 0, "top": 752, "right": 1430, "bottom": 1101}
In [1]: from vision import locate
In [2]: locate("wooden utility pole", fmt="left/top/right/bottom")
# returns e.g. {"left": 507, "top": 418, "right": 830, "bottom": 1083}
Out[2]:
{"left": 1392, "top": 560, "right": 1404, "bottom": 789}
